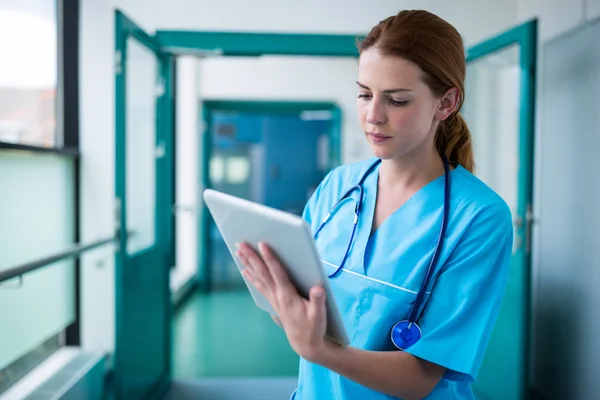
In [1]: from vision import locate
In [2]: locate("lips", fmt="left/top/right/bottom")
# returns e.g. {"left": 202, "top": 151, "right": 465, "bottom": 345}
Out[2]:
{"left": 368, "top": 132, "right": 392, "bottom": 143}
{"left": 368, "top": 132, "right": 391, "bottom": 139}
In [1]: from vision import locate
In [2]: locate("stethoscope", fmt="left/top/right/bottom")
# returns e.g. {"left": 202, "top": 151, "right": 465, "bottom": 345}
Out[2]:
{"left": 313, "top": 157, "right": 451, "bottom": 351}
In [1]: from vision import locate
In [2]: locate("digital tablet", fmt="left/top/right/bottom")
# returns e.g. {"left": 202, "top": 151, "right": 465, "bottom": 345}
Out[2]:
{"left": 203, "top": 188, "right": 350, "bottom": 346}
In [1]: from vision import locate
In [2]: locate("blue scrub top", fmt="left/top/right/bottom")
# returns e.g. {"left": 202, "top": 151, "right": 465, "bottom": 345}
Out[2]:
{"left": 292, "top": 158, "right": 514, "bottom": 400}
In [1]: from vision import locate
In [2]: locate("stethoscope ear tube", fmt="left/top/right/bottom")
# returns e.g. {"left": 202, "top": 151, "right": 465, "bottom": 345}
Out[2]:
{"left": 406, "top": 158, "right": 451, "bottom": 324}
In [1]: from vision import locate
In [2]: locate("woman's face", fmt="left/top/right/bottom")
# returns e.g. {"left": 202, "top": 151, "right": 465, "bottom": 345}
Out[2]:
{"left": 356, "top": 48, "right": 457, "bottom": 160}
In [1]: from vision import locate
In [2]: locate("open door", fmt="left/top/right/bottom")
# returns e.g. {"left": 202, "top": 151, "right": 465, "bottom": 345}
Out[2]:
{"left": 114, "top": 10, "right": 174, "bottom": 400}
{"left": 462, "top": 19, "right": 537, "bottom": 400}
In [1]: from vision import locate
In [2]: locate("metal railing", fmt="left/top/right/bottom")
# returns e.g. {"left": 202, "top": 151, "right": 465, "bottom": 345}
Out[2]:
{"left": 0, "top": 236, "right": 119, "bottom": 284}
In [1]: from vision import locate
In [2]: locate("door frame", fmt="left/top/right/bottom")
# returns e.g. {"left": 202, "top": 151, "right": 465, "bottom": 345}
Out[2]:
{"left": 199, "top": 99, "right": 343, "bottom": 290}
{"left": 465, "top": 18, "right": 537, "bottom": 399}
{"left": 154, "top": 31, "right": 364, "bottom": 57}
{"left": 114, "top": 9, "right": 175, "bottom": 399}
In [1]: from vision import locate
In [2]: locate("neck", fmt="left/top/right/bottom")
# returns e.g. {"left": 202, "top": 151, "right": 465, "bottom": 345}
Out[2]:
{"left": 378, "top": 146, "right": 445, "bottom": 192}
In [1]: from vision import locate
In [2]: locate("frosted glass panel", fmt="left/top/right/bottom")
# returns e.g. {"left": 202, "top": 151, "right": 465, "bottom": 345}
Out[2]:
{"left": 0, "top": 151, "right": 75, "bottom": 370}
{"left": 126, "top": 37, "right": 158, "bottom": 254}
{"left": 463, "top": 44, "right": 520, "bottom": 215}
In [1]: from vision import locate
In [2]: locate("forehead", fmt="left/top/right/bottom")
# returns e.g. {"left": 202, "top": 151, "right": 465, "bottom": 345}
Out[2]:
{"left": 357, "top": 48, "right": 425, "bottom": 90}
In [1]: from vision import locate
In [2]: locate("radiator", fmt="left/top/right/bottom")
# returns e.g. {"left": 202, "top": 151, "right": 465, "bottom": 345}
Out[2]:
{"left": 1, "top": 348, "right": 105, "bottom": 400}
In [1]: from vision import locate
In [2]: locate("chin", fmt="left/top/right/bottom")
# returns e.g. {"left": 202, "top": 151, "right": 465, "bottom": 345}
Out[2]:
{"left": 368, "top": 144, "right": 398, "bottom": 160}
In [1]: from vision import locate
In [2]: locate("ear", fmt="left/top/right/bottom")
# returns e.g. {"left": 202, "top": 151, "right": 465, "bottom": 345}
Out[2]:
{"left": 435, "top": 87, "right": 460, "bottom": 121}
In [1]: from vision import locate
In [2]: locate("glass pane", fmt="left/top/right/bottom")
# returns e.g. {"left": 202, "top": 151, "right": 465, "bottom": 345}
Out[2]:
{"left": 126, "top": 37, "right": 158, "bottom": 255}
{"left": 226, "top": 156, "right": 250, "bottom": 183}
{"left": 463, "top": 43, "right": 520, "bottom": 217}
{"left": 0, "top": 151, "right": 75, "bottom": 370}
{"left": 209, "top": 147, "right": 252, "bottom": 289}
{"left": 0, "top": 0, "right": 58, "bottom": 147}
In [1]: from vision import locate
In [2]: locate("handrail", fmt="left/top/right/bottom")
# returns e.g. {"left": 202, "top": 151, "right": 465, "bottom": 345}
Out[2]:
{"left": 0, "top": 236, "right": 118, "bottom": 284}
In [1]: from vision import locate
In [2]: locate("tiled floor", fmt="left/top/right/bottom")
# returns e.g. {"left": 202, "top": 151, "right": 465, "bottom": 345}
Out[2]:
{"left": 163, "top": 378, "right": 298, "bottom": 400}
{"left": 171, "top": 288, "right": 300, "bottom": 378}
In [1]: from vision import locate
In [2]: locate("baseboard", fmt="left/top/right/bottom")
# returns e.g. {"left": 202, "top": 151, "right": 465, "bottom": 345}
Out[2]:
{"left": 172, "top": 278, "right": 198, "bottom": 309}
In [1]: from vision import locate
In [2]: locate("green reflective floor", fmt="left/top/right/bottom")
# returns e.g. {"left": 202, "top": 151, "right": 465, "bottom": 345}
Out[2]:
{"left": 172, "top": 288, "right": 300, "bottom": 378}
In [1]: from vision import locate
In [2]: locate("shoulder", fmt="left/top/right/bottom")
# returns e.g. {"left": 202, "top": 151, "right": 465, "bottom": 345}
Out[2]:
{"left": 446, "top": 165, "right": 514, "bottom": 260}
{"left": 450, "top": 165, "right": 512, "bottom": 224}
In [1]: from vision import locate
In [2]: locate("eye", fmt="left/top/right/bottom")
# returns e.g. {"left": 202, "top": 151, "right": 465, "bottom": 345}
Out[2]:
{"left": 388, "top": 98, "right": 409, "bottom": 106}
{"left": 357, "top": 93, "right": 372, "bottom": 100}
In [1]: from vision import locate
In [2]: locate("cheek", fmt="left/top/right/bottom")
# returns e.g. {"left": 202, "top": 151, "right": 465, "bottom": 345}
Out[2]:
{"left": 388, "top": 108, "right": 418, "bottom": 130}
{"left": 389, "top": 106, "right": 431, "bottom": 135}
{"left": 357, "top": 103, "right": 369, "bottom": 125}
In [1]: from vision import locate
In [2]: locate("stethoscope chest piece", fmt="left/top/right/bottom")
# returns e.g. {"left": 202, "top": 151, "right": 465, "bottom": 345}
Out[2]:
{"left": 391, "top": 320, "right": 422, "bottom": 350}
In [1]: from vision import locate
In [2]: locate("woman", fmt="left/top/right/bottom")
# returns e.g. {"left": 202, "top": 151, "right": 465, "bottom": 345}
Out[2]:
{"left": 235, "top": 9, "right": 513, "bottom": 400}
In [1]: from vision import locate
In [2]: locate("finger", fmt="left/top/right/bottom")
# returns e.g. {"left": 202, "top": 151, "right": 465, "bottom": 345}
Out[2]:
{"left": 242, "top": 269, "right": 264, "bottom": 291}
{"left": 235, "top": 250, "right": 249, "bottom": 268}
{"left": 258, "top": 242, "right": 295, "bottom": 291}
{"left": 236, "top": 243, "right": 253, "bottom": 268}
{"left": 307, "top": 286, "right": 327, "bottom": 324}
{"left": 239, "top": 242, "right": 275, "bottom": 288}
{"left": 270, "top": 314, "right": 283, "bottom": 328}
{"left": 237, "top": 253, "right": 266, "bottom": 293}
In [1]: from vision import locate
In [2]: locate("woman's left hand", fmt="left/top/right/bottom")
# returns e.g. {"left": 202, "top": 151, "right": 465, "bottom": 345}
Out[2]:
{"left": 235, "top": 241, "right": 328, "bottom": 363}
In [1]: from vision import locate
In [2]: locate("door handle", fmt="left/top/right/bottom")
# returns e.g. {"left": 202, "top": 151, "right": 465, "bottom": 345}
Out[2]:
{"left": 513, "top": 216, "right": 523, "bottom": 228}
{"left": 511, "top": 205, "right": 534, "bottom": 254}
{"left": 525, "top": 203, "right": 534, "bottom": 254}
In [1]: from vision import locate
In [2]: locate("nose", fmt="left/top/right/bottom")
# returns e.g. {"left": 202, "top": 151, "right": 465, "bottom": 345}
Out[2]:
{"left": 365, "top": 98, "right": 386, "bottom": 125}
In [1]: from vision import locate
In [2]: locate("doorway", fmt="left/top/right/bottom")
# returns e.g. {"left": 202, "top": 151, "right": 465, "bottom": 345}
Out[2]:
{"left": 115, "top": 11, "right": 362, "bottom": 399}
{"left": 201, "top": 100, "right": 342, "bottom": 290}
{"left": 462, "top": 18, "right": 537, "bottom": 400}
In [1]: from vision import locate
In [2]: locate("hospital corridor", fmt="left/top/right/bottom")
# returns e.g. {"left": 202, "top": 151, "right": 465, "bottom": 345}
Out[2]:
{"left": 1, "top": 0, "right": 599, "bottom": 399}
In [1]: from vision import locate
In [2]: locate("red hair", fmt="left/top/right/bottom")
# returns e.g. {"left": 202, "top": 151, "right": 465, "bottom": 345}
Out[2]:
{"left": 358, "top": 10, "right": 474, "bottom": 172}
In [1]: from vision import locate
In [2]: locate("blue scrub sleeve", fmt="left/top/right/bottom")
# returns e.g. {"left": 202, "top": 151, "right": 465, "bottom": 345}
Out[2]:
{"left": 302, "top": 169, "right": 335, "bottom": 227}
{"left": 404, "top": 202, "right": 514, "bottom": 382}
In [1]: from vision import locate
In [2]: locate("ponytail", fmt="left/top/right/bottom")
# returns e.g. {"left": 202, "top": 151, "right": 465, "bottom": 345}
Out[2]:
{"left": 435, "top": 112, "right": 475, "bottom": 173}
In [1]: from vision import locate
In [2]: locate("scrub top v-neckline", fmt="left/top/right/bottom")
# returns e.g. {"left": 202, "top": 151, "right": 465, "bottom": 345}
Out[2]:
{"left": 354, "top": 162, "right": 450, "bottom": 274}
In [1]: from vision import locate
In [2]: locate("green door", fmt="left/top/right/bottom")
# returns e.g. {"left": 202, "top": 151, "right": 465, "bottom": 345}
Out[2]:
{"left": 114, "top": 10, "right": 174, "bottom": 400}
{"left": 462, "top": 20, "right": 537, "bottom": 400}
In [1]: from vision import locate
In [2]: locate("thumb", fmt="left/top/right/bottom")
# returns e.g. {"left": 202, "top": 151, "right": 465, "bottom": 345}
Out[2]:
{"left": 308, "top": 286, "right": 326, "bottom": 323}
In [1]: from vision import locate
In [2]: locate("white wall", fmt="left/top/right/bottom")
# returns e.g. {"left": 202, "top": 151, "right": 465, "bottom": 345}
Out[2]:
{"left": 78, "top": 0, "right": 519, "bottom": 354}
{"left": 517, "top": 0, "right": 600, "bottom": 42}
{"left": 171, "top": 56, "right": 199, "bottom": 293}
{"left": 464, "top": 50, "right": 520, "bottom": 215}
{"left": 118, "top": 0, "right": 516, "bottom": 47}
{"left": 198, "top": 56, "right": 370, "bottom": 163}
{"left": 79, "top": 0, "right": 118, "bottom": 353}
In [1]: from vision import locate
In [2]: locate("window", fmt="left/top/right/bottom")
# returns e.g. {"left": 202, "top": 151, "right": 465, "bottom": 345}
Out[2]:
{"left": 0, "top": 0, "right": 79, "bottom": 394}
{"left": 0, "top": 0, "right": 58, "bottom": 148}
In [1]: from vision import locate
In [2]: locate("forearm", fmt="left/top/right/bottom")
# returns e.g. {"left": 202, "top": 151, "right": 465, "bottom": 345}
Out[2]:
{"left": 312, "top": 341, "right": 443, "bottom": 400}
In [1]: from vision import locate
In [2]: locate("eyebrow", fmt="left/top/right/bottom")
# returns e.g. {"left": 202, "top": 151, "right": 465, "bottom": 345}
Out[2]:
{"left": 356, "top": 81, "right": 412, "bottom": 93}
